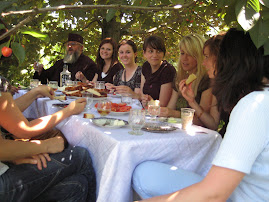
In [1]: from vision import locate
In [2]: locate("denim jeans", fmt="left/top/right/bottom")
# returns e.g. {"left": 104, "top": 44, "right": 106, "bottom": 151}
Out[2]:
{"left": 0, "top": 145, "right": 96, "bottom": 202}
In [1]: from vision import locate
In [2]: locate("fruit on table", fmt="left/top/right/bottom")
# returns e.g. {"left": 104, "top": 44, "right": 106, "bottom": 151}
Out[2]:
{"left": 1, "top": 46, "right": 12, "bottom": 57}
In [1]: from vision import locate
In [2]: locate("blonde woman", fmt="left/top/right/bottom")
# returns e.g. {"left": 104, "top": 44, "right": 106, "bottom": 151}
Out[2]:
{"left": 160, "top": 34, "right": 209, "bottom": 121}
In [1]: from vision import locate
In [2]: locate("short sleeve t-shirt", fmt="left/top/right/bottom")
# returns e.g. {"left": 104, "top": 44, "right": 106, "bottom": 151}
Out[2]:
{"left": 212, "top": 87, "right": 269, "bottom": 201}
{"left": 142, "top": 60, "right": 176, "bottom": 100}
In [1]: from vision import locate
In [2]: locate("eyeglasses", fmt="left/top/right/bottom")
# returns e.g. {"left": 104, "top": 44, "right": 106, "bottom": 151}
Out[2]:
{"left": 65, "top": 42, "right": 82, "bottom": 47}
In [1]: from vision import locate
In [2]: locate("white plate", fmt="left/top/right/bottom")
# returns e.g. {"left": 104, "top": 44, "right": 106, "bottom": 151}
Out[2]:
{"left": 91, "top": 117, "right": 128, "bottom": 128}
{"left": 110, "top": 111, "right": 130, "bottom": 116}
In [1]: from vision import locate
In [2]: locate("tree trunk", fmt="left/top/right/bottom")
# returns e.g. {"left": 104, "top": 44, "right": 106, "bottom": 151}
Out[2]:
{"left": 101, "top": 17, "right": 121, "bottom": 43}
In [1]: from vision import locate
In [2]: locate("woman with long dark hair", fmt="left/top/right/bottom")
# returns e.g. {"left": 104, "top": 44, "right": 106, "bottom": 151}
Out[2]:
{"left": 94, "top": 37, "right": 123, "bottom": 83}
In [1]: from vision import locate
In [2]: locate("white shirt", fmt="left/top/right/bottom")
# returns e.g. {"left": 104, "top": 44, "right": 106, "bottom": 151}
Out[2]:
{"left": 212, "top": 88, "right": 269, "bottom": 201}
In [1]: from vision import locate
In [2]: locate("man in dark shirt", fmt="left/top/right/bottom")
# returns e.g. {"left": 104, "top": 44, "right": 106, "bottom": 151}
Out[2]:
{"left": 33, "top": 33, "right": 100, "bottom": 84}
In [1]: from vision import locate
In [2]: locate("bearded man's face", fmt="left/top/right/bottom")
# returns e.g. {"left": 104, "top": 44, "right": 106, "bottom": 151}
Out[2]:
{"left": 63, "top": 41, "right": 83, "bottom": 63}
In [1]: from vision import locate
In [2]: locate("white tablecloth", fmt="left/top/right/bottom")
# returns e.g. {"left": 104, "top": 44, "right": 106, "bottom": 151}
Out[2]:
{"left": 13, "top": 90, "right": 222, "bottom": 202}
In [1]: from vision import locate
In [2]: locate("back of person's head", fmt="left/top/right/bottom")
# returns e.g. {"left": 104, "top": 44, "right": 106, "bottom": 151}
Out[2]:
{"left": 143, "top": 35, "right": 166, "bottom": 55}
{"left": 213, "top": 28, "right": 264, "bottom": 112}
{"left": 177, "top": 33, "right": 206, "bottom": 96}
{"left": 96, "top": 37, "right": 119, "bottom": 71}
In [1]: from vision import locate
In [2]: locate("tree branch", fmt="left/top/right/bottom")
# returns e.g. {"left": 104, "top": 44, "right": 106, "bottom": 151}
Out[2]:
{"left": 0, "top": 15, "right": 35, "bottom": 41}
{"left": 1, "top": 3, "right": 195, "bottom": 17}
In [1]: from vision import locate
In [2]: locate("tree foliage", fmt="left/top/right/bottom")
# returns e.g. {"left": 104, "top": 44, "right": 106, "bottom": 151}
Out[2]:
{"left": 0, "top": 0, "right": 268, "bottom": 85}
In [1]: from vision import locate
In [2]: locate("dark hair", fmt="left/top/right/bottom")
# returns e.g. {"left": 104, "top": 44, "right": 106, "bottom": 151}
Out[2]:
{"left": 118, "top": 39, "right": 137, "bottom": 62}
{"left": 204, "top": 34, "right": 225, "bottom": 59}
{"left": 143, "top": 35, "right": 166, "bottom": 55}
{"left": 96, "top": 38, "right": 119, "bottom": 72}
{"left": 212, "top": 28, "right": 264, "bottom": 112}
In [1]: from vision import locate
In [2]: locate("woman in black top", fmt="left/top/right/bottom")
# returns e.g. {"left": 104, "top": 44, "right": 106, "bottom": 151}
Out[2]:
{"left": 94, "top": 38, "right": 123, "bottom": 83}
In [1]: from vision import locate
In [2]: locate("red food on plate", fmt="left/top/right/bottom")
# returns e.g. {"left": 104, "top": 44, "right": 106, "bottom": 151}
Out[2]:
{"left": 96, "top": 102, "right": 131, "bottom": 112}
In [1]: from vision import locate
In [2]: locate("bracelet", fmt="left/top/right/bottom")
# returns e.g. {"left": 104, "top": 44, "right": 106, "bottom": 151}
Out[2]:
{"left": 197, "top": 109, "right": 204, "bottom": 119}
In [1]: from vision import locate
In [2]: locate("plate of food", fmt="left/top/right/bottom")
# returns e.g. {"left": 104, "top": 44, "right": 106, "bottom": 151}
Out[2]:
{"left": 94, "top": 102, "right": 132, "bottom": 115}
{"left": 91, "top": 117, "right": 128, "bottom": 128}
{"left": 142, "top": 122, "right": 178, "bottom": 133}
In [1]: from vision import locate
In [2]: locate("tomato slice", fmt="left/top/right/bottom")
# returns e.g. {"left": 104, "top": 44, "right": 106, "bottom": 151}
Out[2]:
{"left": 119, "top": 106, "right": 132, "bottom": 112}
{"left": 118, "top": 103, "right": 127, "bottom": 107}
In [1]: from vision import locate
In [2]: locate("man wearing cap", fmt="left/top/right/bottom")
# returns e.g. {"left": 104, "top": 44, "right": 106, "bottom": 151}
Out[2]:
{"left": 33, "top": 33, "right": 100, "bottom": 84}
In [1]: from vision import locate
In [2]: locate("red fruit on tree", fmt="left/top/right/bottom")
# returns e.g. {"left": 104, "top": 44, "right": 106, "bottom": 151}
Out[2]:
{"left": 1, "top": 46, "right": 12, "bottom": 57}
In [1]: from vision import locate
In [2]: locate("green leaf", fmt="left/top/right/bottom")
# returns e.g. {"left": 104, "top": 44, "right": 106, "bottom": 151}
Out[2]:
{"left": 20, "top": 29, "right": 50, "bottom": 43}
{"left": 248, "top": 0, "right": 260, "bottom": 12}
{"left": 106, "top": 9, "right": 117, "bottom": 22}
{"left": 0, "top": 24, "right": 6, "bottom": 30}
{"left": 0, "top": 42, "right": 9, "bottom": 58}
{"left": 224, "top": 3, "right": 237, "bottom": 25}
{"left": 260, "top": 0, "right": 269, "bottom": 7}
{"left": 249, "top": 19, "right": 269, "bottom": 48}
{"left": 133, "top": 0, "right": 149, "bottom": 6}
{"left": 235, "top": 0, "right": 260, "bottom": 31}
{"left": 170, "top": 0, "right": 185, "bottom": 4}
{"left": 0, "top": 1, "right": 13, "bottom": 13}
{"left": 11, "top": 42, "right": 25, "bottom": 65}
{"left": 263, "top": 39, "right": 269, "bottom": 55}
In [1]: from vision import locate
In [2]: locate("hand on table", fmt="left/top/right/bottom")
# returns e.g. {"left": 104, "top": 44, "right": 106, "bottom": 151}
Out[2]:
{"left": 114, "top": 85, "right": 133, "bottom": 96}
{"left": 105, "top": 83, "right": 115, "bottom": 91}
{"left": 32, "top": 85, "right": 54, "bottom": 99}
{"left": 67, "top": 98, "right": 86, "bottom": 115}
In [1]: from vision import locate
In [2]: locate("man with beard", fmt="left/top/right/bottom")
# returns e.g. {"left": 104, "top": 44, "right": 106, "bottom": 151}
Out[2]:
{"left": 33, "top": 33, "right": 100, "bottom": 84}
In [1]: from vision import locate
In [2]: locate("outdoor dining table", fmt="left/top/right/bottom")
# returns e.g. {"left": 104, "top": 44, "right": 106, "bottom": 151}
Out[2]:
{"left": 14, "top": 90, "right": 222, "bottom": 202}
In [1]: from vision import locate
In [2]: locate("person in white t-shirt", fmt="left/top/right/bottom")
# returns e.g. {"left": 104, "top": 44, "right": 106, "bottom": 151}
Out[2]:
{"left": 132, "top": 28, "right": 269, "bottom": 202}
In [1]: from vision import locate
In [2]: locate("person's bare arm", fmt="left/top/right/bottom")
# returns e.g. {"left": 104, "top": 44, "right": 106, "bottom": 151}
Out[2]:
{"left": 0, "top": 135, "right": 64, "bottom": 161}
{"left": 159, "top": 90, "right": 180, "bottom": 117}
{"left": 139, "top": 165, "right": 245, "bottom": 202}
{"left": 0, "top": 92, "right": 86, "bottom": 139}
{"left": 14, "top": 85, "right": 54, "bottom": 112}
{"left": 159, "top": 82, "right": 173, "bottom": 107}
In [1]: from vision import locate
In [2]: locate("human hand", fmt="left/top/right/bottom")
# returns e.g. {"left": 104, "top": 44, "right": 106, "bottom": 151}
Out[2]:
{"left": 114, "top": 85, "right": 133, "bottom": 95}
{"left": 141, "top": 94, "right": 153, "bottom": 109}
{"left": 179, "top": 79, "right": 195, "bottom": 104}
{"left": 67, "top": 98, "right": 87, "bottom": 115}
{"left": 32, "top": 85, "right": 54, "bottom": 99}
{"left": 33, "top": 62, "right": 43, "bottom": 73}
{"left": 10, "top": 86, "right": 19, "bottom": 95}
{"left": 42, "top": 136, "right": 65, "bottom": 154}
{"left": 159, "top": 107, "right": 171, "bottom": 117}
{"left": 105, "top": 83, "right": 115, "bottom": 90}
{"left": 75, "top": 71, "right": 87, "bottom": 83}
{"left": 11, "top": 153, "right": 51, "bottom": 170}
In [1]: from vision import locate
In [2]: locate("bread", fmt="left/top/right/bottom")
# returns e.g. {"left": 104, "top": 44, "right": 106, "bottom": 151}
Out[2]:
{"left": 53, "top": 95, "right": 66, "bottom": 100}
{"left": 63, "top": 90, "right": 82, "bottom": 97}
{"left": 86, "top": 88, "right": 101, "bottom": 97}
{"left": 186, "top": 74, "right": 197, "bottom": 85}
{"left": 83, "top": 113, "right": 95, "bottom": 119}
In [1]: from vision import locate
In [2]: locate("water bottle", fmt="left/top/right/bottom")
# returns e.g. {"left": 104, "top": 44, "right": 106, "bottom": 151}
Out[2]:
{"left": 60, "top": 63, "right": 71, "bottom": 87}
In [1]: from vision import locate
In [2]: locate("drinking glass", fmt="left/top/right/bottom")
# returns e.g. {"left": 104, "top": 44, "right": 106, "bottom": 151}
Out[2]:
{"left": 181, "top": 108, "right": 195, "bottom": 130}
{"left": 128, "top": 109, "right": 146, "bottom": 135}
{"left": 121, "top": 93, "right": 132, "bottom": 105}
{"left": 96, "top": 100, "right": 112, "bottom": 116}
{"left": 95, "top": 81, "right": 105, "bottom": 90}
{"left": 82, "top": 92, "right": 93, "bottom": 111}
{"left": 148, "top": 100, "right": 160, "bottom": 121}
{"left": 48, "top": 81, "right": 58, "bottom": 90}
{"left": 29, "top": 79, "right": 40, "bottom": 89}
{"left": 65, "top": 80, "right": 75, "bottom": 87}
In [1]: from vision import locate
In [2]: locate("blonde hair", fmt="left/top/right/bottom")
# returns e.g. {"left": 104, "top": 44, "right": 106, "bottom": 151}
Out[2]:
{"left": 176, "top": 33, "right": 206, "bottom": 96}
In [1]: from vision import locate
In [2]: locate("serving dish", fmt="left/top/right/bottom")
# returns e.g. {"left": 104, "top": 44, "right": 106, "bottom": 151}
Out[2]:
{"left": 142, "top": 122, "right": 178, "bottom": 133}
{"left": 91, "top": 117, "right": 128, "bottom": 128}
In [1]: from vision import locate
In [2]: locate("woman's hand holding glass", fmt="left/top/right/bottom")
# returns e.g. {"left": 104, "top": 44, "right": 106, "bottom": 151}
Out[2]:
{"left": 128, "top": 109, "right": 146, "bottom": 135}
